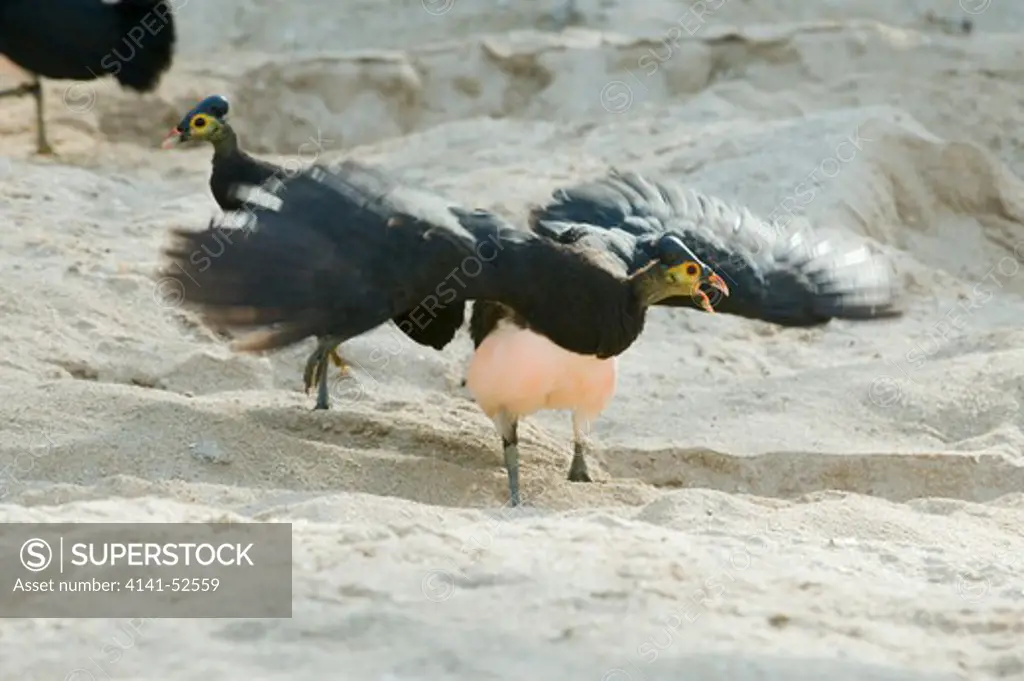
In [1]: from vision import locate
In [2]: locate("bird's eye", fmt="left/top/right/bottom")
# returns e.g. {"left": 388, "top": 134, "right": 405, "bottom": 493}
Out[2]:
{"left": 192, "top": 115, "right": 208, "bottom": 129}
{"left": 684, "top": 262, "right": 699, "bottom": 277}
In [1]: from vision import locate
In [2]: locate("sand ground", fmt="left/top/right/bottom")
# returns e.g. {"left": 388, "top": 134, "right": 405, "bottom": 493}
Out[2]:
{"left": 1, "top": 1, "right": 1023, "bottom": 679}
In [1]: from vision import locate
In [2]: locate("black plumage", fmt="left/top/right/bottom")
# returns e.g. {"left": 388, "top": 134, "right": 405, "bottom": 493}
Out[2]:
{"left": 0, "top": 0, "right": 176, "bottom": 154}
{"left": 529, "top": 168, "right": 901, "bottom": 326}
{"left": 159, "top": 161, "right": 728, "bottom": 505}
{"left": 463, "top": 168, "right": 900, "bottom": 492}
{"left": 162, "top": 95, "right": 466, "bottom": 409}
{"left": 161, "top": 95, "right": 280, "bottom": 211}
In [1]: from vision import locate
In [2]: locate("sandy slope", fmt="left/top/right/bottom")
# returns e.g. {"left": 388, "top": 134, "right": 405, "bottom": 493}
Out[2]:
{"left": 1, "top": 0, "right": 1023, "bottom": 679}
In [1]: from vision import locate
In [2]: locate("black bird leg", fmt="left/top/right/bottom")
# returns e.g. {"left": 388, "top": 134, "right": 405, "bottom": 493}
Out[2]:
{"left": 30, "top": 76, "right": 51, "bottom": 155}
{"left": 303, "top": 335, "right": 349, "bottom": 410}
{"left": 0, "top": 76, "right": 51, "bottom": 155}
{"left": 493, "top": 410, "right": 522, "bottom": 507}
{"left": 567, "top": 412, "right": 593, "bottom": 482}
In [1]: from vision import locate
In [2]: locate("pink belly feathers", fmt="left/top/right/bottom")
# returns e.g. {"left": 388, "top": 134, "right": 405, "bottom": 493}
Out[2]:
{"left": 465, "top": 321, "right": 618, "bottom": 420}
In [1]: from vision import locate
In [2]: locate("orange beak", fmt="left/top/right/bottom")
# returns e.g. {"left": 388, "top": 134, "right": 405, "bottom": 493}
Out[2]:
{"left": 160, "top": 128, "right": 182, "bottom": 149}
{"left": 707, "top": 272, "right": 730, "bottom": 297}
{"left": 695, "top": 272, "right": 730, "bottom": 313}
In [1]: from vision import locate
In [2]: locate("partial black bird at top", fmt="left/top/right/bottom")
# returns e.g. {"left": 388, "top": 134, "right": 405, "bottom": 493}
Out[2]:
{"left": 0, "top": 0, "right": 177, "bottom": 154}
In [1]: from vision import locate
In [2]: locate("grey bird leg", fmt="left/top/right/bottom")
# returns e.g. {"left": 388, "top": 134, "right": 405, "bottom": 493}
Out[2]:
{"left": 303, "top": 336, "right": 347, "bottom": 410}
{"left": 316, "top": 353, "right": 331, "bottom": 410}
{"left": 0, "top": 76, "right": 51, "bottom": 154}
{"left": 494, "top": 410, "right": 522, "bottom": 507}
{"left": 567, "top": 412, "right": 593, "bottom": 482}
{"left": 31, "top": 77, "right": 51, "bottom": 155}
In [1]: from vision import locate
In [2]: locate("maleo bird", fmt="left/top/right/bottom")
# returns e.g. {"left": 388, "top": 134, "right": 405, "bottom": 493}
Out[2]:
{"left": 459, "top": 169, "right": 900, "bottom": 488}
{"left": 0, "top": 0, "right": 177, "bottom": 154}
{"left": 158, "top": 161, "right": 731, "bottom": 506}
{"left": 160, "top": 95, "right": 351, "bottom": 392}
{"left": 158, "top": 94, "right": 466, "bottom": 408}
{"left": 160, "top": 95, "right": 278, "bottom": 211}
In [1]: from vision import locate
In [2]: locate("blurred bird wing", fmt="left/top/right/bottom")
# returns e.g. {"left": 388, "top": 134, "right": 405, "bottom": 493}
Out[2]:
{"left": 524, "top": 213, "right": 637, "bottom": 278}
{"left": 164, "top": 162, "right": 512, "bottom": 348}
{"left": 532, "top": 169, "right": 775, "bottom": 279}
{"left": 164, "top": 161, "right": 636, "bottom": 358}
{"left": 531, "top": 168, "right": 900, "bottom": 323}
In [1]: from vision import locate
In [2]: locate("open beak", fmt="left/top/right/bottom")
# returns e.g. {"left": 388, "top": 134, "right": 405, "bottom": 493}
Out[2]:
{"left": 695, "top": 272, "right": 730, "bottom": 313}
{"left": 160, "top": 128, "right": 182, "bottom": 149}
{"left": 707, "top": 273, "right": 730, "bottom": 298}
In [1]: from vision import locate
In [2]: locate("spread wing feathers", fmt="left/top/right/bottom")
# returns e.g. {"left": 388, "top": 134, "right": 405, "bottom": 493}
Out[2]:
{"left": 531, "top": 169, "right": 901, "bottom": 326}
{"left": 299, "top": 160, "right": 483, "bottom": 349}
{"left": 0, "top": 0, "right": 175, "bottom": 90}
{"left": 160, "top": 161, "right": 499, "bottom": 354}
{"left": 162, "top": 161, "right": 643, "bottom": 359}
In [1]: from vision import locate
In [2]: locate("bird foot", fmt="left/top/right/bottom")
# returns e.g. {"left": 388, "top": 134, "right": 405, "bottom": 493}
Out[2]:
{"left": 328, "top": 349, "right": 351, "bottom": 376}
{"left": 567, "top": 463, "right": 592, "bottom": 483}
{"left": 303, "top": 345, "right": 344, "bottom": 395}
{"left": 35, "top": 140, "right": 55, "bottom": 156}
{"left": 504, "top": 496, "right": 527, "bottom": 510}
{"left": 567, "top": 468, "right": 592, "bottom": 483}
{"left": 567, "top": 440, "right": 593, "bottom": 482}
{"left": 303, "top": 339, "right": 352, "bottom": 411}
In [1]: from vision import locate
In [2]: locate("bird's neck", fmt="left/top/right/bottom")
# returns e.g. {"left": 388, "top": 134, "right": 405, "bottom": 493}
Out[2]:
{"left": 209, "top": 125, "right": 241, "bottom": 159}
{"left": 630, "top": 262, "right": 675, "bottom": 307}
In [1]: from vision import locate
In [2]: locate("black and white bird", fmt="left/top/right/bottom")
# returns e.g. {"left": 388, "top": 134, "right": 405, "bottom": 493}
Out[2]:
{"left": 0, "top": 0, "right": 177, "bottom": 154}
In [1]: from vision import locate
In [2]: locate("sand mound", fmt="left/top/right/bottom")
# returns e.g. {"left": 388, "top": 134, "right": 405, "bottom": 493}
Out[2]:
{"left": 2, "top": 1, "right": 1024, "bottom": 679}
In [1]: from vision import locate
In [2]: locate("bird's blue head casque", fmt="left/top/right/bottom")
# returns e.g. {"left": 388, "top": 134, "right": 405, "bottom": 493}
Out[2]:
{"left": 652, "top": 233, "right": 730, "bottom": 312}
{"left": 161, "top": 95, "right": 231, "bottom": 148}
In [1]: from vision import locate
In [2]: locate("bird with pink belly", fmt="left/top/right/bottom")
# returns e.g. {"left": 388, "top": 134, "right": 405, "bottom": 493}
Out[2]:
{"left": 157, "top": 160, "right": 729, "bottom": 507}
{"left": 465, "top": 299, "right": 625, "bottom": 492}
{"left": 463, "top": 168, "right": 902, "bottom": 500}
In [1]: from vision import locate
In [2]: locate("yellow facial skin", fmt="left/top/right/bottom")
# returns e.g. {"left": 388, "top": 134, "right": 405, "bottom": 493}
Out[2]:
{"left": 664, "top": 261, "right": 730, "bottom": 312}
